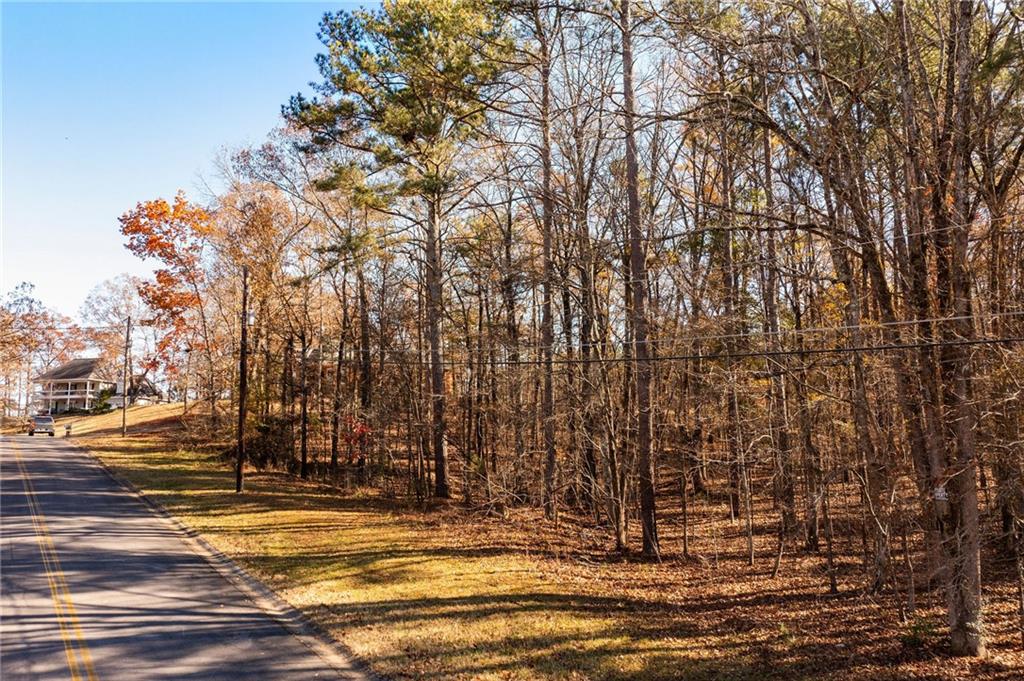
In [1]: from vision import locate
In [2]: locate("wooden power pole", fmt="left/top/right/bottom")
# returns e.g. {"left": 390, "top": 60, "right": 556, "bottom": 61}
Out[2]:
{"left": 236, "top": 266, "right": 249, "bottom": 493}
{"left": 121, "top": 315, "right": 131, "bottom": 438}
{"left": 299, "top": 329, "right": 309, "bottom": 480}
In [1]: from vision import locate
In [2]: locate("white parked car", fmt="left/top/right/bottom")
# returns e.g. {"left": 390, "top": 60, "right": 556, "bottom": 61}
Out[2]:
{"left": 28, "top": 415, "right": 55, "bottom": 436}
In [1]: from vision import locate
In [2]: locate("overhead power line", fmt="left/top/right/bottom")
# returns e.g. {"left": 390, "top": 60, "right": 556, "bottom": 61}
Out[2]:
{"left": 322, "top": 335, "right": 1024, "bottom": 368}
{"left": 551, "top": 309, "right": 1024, "bottom": 347}
{"left": 18, "top": 309, "right": 1024, "bottom": 344}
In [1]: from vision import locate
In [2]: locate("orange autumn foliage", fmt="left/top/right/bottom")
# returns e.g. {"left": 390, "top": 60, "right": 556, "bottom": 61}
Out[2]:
{"left": 119, "top": 192, "right": 212, "bottom": 367}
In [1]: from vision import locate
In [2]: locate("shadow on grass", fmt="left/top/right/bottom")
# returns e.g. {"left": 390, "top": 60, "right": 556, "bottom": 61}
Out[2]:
{"left": 321, "top": 591, "right": 1022, "bottom": 681}
{"left": 318, "top": 594, "right": 847, "bottom": 681}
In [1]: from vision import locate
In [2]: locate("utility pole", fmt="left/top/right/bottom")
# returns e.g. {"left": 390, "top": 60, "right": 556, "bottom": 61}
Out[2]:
{"left": 121, "top": 315, "right": 132, "bottom": 437}
{"left": 299, "top": 328, "right": 309, "bottom": 480}
{"left": 236, "top": 266, "right": 249, "bottom": 493}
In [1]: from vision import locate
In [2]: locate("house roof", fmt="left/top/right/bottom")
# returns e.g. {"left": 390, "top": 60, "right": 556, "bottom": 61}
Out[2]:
{"left": 130, "top": 374, "right": 163, "bottom": 397}
{"left": 34, "top": 358, "right": 116, "bottom": 383}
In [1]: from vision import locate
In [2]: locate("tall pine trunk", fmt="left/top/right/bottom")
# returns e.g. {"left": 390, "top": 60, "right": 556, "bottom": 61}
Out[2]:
{"left": 425, "top": 197, "right": 449, "bottom": 498}
{"left": 534, "top": 4, "right": 557, "bottom": 519}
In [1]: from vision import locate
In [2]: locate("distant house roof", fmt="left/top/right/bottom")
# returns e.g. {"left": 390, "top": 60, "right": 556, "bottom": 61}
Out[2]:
{"left": 34, "top": 358, "right": 116, "bottom": 383}
{"left": 129, "top": 374, "right": 163, "bottom": 398}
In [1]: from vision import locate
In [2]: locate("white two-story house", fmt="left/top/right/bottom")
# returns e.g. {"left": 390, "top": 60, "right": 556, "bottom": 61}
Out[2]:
{"left": 32, "top": 358, "right": 117, "bottom": 414}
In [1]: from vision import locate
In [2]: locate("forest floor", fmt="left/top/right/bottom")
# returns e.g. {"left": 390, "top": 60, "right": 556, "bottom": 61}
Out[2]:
{"left": 63, "top": 404, "right": 1023, "bottom": 680}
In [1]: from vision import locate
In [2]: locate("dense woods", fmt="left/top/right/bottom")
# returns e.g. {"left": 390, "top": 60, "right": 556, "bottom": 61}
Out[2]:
{"left": 6, "top": 0, "right": 1022, "bottom": 660}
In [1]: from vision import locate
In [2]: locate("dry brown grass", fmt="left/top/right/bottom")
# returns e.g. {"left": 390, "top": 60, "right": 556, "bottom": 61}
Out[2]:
{"left": 71, "top": 405, "right": 1023, "bottom": 680}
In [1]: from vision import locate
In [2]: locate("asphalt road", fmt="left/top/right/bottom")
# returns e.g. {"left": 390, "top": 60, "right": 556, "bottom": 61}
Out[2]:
{"left": 1, "top": 435, "right": 358, "bottom": 680}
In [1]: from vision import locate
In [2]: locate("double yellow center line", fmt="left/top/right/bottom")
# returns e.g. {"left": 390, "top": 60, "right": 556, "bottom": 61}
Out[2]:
{"left": 11, "top": 439, "right": 99, "bottom": 681}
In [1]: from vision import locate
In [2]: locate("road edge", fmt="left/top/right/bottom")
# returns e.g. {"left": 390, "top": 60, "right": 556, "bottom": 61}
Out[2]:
{"left": 66, "top": 439, "right": 384, "bottom": 681}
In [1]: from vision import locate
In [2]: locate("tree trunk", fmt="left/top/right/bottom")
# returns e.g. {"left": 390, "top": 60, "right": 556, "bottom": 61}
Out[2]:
{"left": 534, "top": 5, "right": 557, "bottom": 520}
{"left": 620, "top": 0, "right": 658, "bottom": 558}
{"left": 425, "top": 197, "right": 449, "bottom": 498}
{"left": 760, "top": 109, "right": 796, "bottom": 534}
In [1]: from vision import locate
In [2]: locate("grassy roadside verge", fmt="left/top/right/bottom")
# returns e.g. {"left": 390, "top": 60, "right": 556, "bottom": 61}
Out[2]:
{"left": 70, "top": 406, "right": 655, "bottom": 680}
{"left": 66, "top": 405, "right": 1022, "bottom": 681}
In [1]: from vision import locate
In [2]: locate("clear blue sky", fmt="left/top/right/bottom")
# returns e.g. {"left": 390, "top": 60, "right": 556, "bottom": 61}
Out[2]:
{"left": 2, "top": 1, "right": 361, "bottom": 318}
